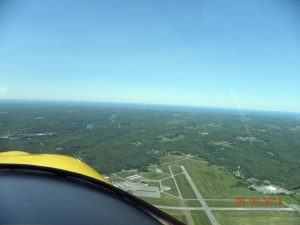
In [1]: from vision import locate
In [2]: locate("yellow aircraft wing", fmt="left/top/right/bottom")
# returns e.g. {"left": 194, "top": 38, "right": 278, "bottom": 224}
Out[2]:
{"left": 0, "top": 151, "right": 109, "bottom": 183}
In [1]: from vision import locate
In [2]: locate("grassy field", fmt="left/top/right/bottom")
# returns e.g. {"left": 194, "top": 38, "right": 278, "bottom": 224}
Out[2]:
{"left": 209, "top": 140, "right": 231, "bottom": 148}
{"left": 162, "top": 177, "right": 180, "bottom": 197}
{"left": 115, "top": 154, "right": 299, "bottom": 224}
{"left": 169, "top": 164, "right": 183, "bottom": 174}
{"left": 145, "top": 181, "right": 161, "bottom": 188}
{"left": 159, "top": 155, "right": 253, "bottom": 199}
{"left": 161, "top": 166, "right": 172, "bottom": 174}
{"left": 140, "top": 195, "right": 201, "bottom": 207}
{"left": 113, "top": 170, "right": 138, "bottom": 178}
{"left": 191, "top": 211, "right": 212, "bottom": 225}
{"left": 139, "top": 155, "right": 300, "bottom": 225}
{"left": 280, "top": 195, "right": 300, "bottom": 204}
{"left": 206, "top": 200, "right": 289, "bottom": 208}
{"left": 161, "top": 209, "right": 187, "bottom": 224}
{"left": 140, "top": 193, "right": 182, "bottom": 207}
{"left": 176, "top": 158, "right": 279, "bottom": 199}
{"left": 213, "top": 211, "right": 300, "bottom": 225}
{"left": 142, "top": 171, "right": 170, "bottom": 180}
{"left": 184, "top": 199, "right": 201, "bottom": 207}
{"left": 175, "top": 173, "right": 197, "bottom": 199}
{"left": 160, "top": 154, "right": 185, "bottom": 164}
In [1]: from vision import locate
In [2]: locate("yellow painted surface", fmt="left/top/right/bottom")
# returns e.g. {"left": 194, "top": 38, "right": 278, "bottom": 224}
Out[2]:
{"left": 0, "top": 151, "right": 110, "bottom": 184}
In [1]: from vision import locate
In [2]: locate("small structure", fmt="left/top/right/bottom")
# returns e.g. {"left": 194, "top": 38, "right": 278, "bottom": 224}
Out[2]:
{"left": 251, "top": 184, "right": 291, "bottom": 195}
{"left": 155, "top": 169, "right": 162, "bottom": 173}
{"left": 266, "top": 185, "right": 277, "bottom": 192}
{"left": 127, "top": 175, "right": 142, "bottom": 181}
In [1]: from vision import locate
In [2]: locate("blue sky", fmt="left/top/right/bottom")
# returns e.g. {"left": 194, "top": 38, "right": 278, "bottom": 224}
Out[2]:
{"left": 0, "top": 0, "right": 299, "bottom": 112}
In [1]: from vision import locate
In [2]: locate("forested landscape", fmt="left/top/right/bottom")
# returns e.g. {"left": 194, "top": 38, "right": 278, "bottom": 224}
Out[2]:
{"left": 1, "top": 100, "right": 300, "bottom": 190}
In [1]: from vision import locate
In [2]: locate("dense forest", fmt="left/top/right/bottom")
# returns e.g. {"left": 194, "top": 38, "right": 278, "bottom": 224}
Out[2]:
{"left": 1, "top": 101, "right": 300, "bottom": 189}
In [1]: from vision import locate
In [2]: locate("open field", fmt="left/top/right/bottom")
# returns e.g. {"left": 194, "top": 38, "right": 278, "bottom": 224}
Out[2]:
{"left": 184, "top": 200, "right": 202, "bottom": 207}
{"left": 144, "top": 181, "right": 161, "bottom": 188}
{"left": 213, "top": 211, "right": 300, "bottom": 225}
{"left": 142, "top": 172, "right": 171, "bottom": 180}
{"left": 208, "top": 141, "right": 231, "bottom": 148}
{"left": 206, "top": 199, "right": 289, "bottom": 208}
{"left": 112, "top": 155, "right": 300, "bottom": 224}
{"left": 178, "top": 158, "right": 277, "bottom": 199}
{"left": 141, "top": 194, "right": 182, "bottom": 207}
{"left": 162, "top": 178, "right": 180, "bottom": 197}
{"left": 169, "top": 165, "right": 183, "bottom": 174}
{"left": 191, "top": 211, "right": 212, "bottom": 225}
{"left": 113, "top": 170, "right": 138, "bottom": 179}
{"left": 161, "top": 209, "right": 188, "bottom": 224}
{"left": 175, "top": 174, "right": 197, "bottom": 199}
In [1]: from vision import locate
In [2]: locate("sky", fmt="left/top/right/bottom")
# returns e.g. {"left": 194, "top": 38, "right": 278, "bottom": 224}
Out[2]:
{"left": 0, "top": 0, "right": 299, "bottom": 112}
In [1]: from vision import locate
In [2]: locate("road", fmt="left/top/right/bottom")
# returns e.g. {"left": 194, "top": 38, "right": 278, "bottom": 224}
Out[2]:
{"left": 169, "top": 166, "right": 182, "bottom": 199}
{"left": 169, "top": 166, "right": 195, "bottom": 225}
{"left": 290, "top": 204, "right": 300, "bottom": 215}
{"left": 155, "top": 205, "right": 295, "bottom": 211}
{"left": 180, "top": 166, "right": 219, "bottom": 225}
{"left": 155, "top": 206, "right": 203, "bottom": 210}
{"left": 211, "top": 207, "right": 295, "bottom": 211}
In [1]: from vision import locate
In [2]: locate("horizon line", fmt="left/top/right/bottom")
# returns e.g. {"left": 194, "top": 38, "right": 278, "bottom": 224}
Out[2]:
{"left": 0, "top": 98, "right": 299, "bottom": 115}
